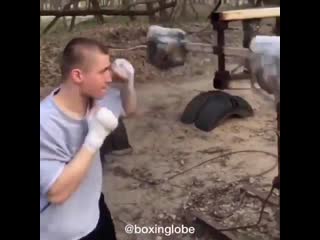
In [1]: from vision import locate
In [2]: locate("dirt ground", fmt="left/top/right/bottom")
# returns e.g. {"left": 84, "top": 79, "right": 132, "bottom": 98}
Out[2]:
{"left": 103, "top": 74, "right": 279, "bottom": 240}
{"left": 40, "top": 19, "right": 279, "bottom": 240}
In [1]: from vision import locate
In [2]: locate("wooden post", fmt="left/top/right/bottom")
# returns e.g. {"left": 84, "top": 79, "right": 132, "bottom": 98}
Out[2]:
{"left": 69, "top": 16, "right": 77, "bottom": 31}
{"left": 43, "top": 16, "right": 61, "bottom": 34}
{"left": 69, "top": 0, "right": 80, "bottom": 32}
{"left": 274, "top": 17, "right": 280, "bottom": 36}
{"left": 216, "top": 23, "right": 226, "bottom": 73}
{"left": 275, "top": 102, "right": 280, "bottom": 189}
{"left": 159, "top": 0, "right": 169, "bottom": 22}
{"left": 212, "top": 21, "right": 231, "bottom": 89}
{"left": 90, "top": 0, "right": 104, "bottom": 23}
{"left": 123, "top": 0, "right": 136, "bottom": 21}
{"left": 146, "top": 1, "right": 156, "bottom": 22}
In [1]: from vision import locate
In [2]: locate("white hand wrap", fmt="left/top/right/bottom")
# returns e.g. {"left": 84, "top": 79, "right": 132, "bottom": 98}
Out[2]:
{"left": 112, "top": 58, "right": 135, "bottom": 90}
{"left": 84, "top": 107, "right": 118, "bottom": 153}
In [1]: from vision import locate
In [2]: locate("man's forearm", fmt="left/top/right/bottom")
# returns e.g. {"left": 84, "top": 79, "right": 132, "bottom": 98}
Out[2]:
{"left": 120, "top": 84, "right": 137, "bottom": 116}
{"left": 47, "top": 146, "right": 97, "bottom": 204}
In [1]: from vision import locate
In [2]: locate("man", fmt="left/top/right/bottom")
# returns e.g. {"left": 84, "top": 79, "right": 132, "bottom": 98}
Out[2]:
{"left": 40, "top": 37, "right": 137, "bottom": 240}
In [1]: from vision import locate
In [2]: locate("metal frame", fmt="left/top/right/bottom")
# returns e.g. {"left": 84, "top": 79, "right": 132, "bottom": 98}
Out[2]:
{"left": 209, "top": 9, "right": 280, "bottom": 90}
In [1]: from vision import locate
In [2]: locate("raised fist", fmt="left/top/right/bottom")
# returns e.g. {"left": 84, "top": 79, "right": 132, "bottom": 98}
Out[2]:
{"left": 111, "top": 58, "right": 135, "bottom": 89}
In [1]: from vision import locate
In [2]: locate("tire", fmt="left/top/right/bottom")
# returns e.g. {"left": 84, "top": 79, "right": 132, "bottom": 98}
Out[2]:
{"left": 180, "top": 91, "right": 231, "bottom": 124}
{"left": 195, "top": 93, "right": 234, "bottom": 132}
{"left": 230, "top": 96, "right": 254, "bottom": 118}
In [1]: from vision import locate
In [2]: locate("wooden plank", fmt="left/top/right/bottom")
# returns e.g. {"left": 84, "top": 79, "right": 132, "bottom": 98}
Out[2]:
{"left": 230, "top": 72, "right": 251, "bottom": 80}
{"left": 191, "top": 210, "right": 238, "bottom": 240}
{"left": 215, "top": 7, "right": 280, "bottom": 21}
{"left": 241, "top": 184, "right": 279, "bottom": 206}
{"left": 185, "top": 42, "right": 213, "bottom": 53}
{"left": 184, "top": 44, "right": 250, "bottom": 57}
{"left": 214, "top": 47, "right": 250, "bottom": 57}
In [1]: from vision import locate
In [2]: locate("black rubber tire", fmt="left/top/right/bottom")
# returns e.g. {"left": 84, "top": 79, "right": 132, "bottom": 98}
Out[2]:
{"left": 180, "top": 91, "right": 231, "bottom": 124}
{"left": 180, "top": 91, "right": 212, "bottom": 124}
{"left": 195, "top": 93, "right": 234, "bottom": 132}
{"left": 230, "top": 96, "right": 254, "bottom": 118}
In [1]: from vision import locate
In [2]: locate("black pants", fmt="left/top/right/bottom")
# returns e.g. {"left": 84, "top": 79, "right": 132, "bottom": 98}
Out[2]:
{"left": 79, "top": 193, "right": 117, "bottom": 240}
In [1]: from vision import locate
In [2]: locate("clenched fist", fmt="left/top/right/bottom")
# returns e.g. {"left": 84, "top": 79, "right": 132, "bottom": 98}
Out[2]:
{"left": 83, "top": 107, "right": 118, "bottom": 153}
{"left": 111, "top": 58, "right": 135, "bottom": 90}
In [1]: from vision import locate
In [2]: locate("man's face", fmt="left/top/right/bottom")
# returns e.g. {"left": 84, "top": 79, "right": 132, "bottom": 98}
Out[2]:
{"left": 76, "top": 51, "right": 112, "bottom": 99}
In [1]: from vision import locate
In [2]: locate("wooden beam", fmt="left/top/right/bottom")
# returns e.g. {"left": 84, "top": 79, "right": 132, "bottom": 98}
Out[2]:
{"left": 230, "top": 72, "right": 251, "bottom": 80}
{"left": 241, "top": 184, "right": 279, "bottom": 206}
{"left": 213, "top": 7, "right": 280, "bottom": 22}
{"left": 185, "top": 42, "right": 213, "bottom": 53}
{"left": 214, "top": 47, "right": 250, "bottom": 57}
{"left": 191, "top": 210, "right": 238, "bottom": 240}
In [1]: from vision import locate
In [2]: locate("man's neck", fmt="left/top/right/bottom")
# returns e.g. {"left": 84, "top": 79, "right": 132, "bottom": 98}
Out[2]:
{"left": 54, "top": 82, "right": 90, "bottom": 120}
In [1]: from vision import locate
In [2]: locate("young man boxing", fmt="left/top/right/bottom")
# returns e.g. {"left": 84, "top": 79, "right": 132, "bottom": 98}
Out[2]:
{"left": 40, "top": 37, "right": 137, "bottom": 240}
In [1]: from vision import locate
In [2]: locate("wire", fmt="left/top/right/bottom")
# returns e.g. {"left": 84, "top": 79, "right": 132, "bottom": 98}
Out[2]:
{"left": 121, "top": 150, "right": 278, "bottom": 186}
{"left": 217, "top": 185, "right": 275, "bottom": 232}
{"left": 116, "top": 150, "right": 278, "bottom": 230}
{"left": 166, "top": 150, "right": 277, "bottom": 181}
{"left": 116, "top": 149, "right": 278, "bottom": 232}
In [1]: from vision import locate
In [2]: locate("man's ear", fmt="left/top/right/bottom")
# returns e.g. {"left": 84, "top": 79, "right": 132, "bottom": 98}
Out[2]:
{"left": 70, "top": 69, "right": 83, "bottom": 84}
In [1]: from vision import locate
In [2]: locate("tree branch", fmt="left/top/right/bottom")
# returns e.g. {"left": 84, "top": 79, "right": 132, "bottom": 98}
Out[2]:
{"left": 40, "top": 1, "right": 177, "bottom": 16}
